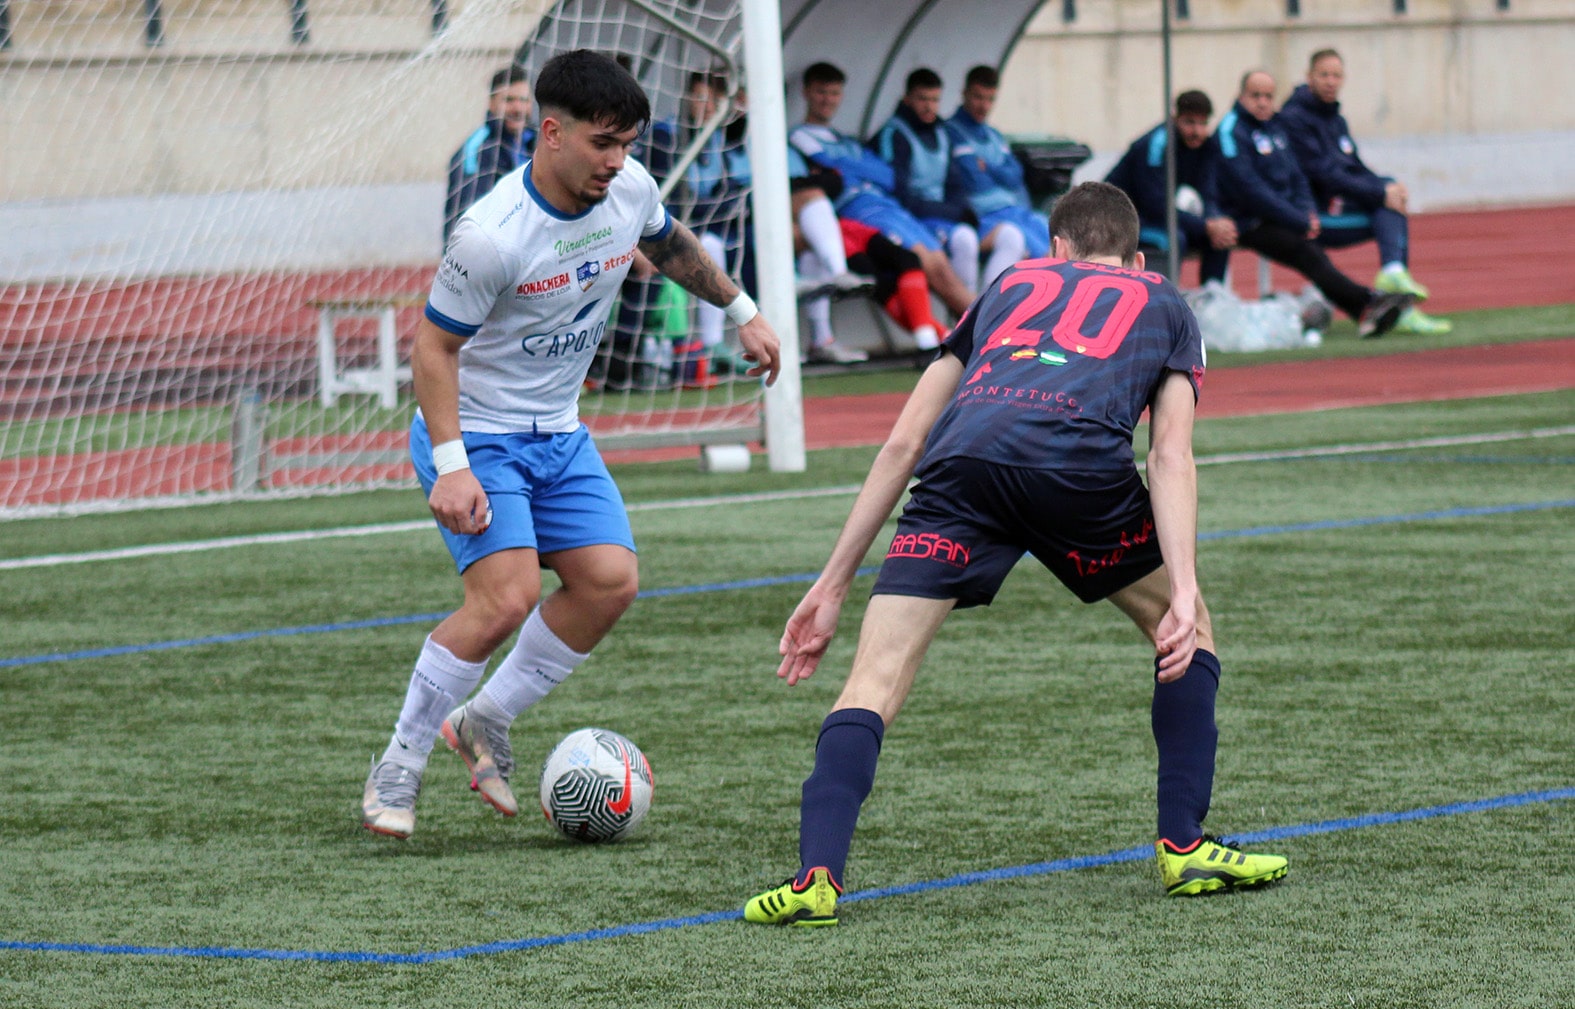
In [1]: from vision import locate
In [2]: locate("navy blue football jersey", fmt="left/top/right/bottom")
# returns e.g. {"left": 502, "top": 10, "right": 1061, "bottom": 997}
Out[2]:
{"left": 922, "top": 257, "right": 1204, "bottom": 473}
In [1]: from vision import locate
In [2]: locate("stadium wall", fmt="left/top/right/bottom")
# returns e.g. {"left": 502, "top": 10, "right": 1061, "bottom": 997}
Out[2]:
{"left": 996, "top": 0, "right": 1575, "bottom": 211}
{"left": 1, "top": 0, "right": 1571, "bottom": 282}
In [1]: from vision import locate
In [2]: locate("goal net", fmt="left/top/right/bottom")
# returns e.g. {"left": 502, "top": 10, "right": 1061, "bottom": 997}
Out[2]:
{"left": 0, "top": 0, "right": 781, "bottom": 516}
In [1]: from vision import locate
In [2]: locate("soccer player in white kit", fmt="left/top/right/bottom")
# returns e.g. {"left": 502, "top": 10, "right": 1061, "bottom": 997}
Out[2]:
{"left": 362, "top": 50, "right": 781, "bottom": 839}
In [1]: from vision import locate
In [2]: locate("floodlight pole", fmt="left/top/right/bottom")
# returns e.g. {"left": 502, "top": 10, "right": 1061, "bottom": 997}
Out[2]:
{"left": 1162, "top": 0, "right": 1179, "bottom": 282}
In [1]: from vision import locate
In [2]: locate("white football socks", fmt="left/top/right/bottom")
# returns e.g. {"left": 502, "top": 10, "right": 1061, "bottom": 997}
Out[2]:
{"left": 981, "top": 223, "right": 1027, "bottom": 289}
{"left": 947, "top": 224, "right": 981, "bottom": 294}
{"left": 797, "top": 196, "right": 848, "bottom": 275}
{"left": 697, "top": 231, "right": 728, "bottom": 348}
{"left": 384, "top": 635, "right": 487, "bottom": 770}
{"left": 476, "top": 607, "right": 589, "bottom": 726}
{"left": 799, "top": 251, "right": 836, "bottom": 347}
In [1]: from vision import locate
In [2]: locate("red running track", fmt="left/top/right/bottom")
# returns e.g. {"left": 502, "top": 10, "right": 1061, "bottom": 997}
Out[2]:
{"left": 2, "top": 205, "right": 1571, "bottom": 495}
{"left": 787, "top": 338, "right": 1575, "bottom": 455}
{"left": 1222, "top": 204, "right": 1575, "bottom": 314}
{"left": 675, "top": 204, "right": 1575, "bottom": 461}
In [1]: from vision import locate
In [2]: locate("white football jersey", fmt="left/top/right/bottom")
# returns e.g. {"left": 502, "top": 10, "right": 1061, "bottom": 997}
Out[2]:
{"left": 425, "top": 157, "right": 671, "bottom": 434}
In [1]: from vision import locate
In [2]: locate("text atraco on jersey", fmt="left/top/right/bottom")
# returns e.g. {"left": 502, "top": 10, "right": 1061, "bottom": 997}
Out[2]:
{"left": 423, "top": 156, "right": 672, "bottom": 434}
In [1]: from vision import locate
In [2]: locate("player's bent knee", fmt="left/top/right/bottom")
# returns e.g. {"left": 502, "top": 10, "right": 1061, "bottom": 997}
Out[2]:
{"left": 599, "top": 572, "right": 640, "bottom": 616}
{"left": 559, "top": 553, "right": 639, "bottom": 614}
{"left": 478, "top": 587, "right": 538, "bottom": 632}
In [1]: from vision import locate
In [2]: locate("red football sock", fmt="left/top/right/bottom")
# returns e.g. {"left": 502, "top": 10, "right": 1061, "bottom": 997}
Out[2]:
{"left": 888, "top": 270, "right": 940, "bottom": 332}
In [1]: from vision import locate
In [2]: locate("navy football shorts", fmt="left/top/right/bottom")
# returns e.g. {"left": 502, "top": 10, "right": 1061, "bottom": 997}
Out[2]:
{"left": 871, "top": 456, "right": 1165, "bottom": 608}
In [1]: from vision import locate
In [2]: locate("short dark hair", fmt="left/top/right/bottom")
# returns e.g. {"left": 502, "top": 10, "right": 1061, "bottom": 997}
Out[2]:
{"left": 535, "top": 49, "right": 650, "bottom": 134}
{"left": 803, "top": 62, "right": 845, "bottom": 88}
{"left": 1309, "top": 48, "right": 1342, "bottom": 70}
{"left": 1048, "top": 181, "right": 1140, "bottom": 264}
{"left": 490, "top": 65, "right": 528, "bottom": 94}
{"left": 964, "top": 65, "right": 999, "bottom": 90}
{"left": 905, "top": 67, "right": 942, "bottom": 93}
{"left": 1174, "top": 89, "right": 1212, "bottom": 119}
{"left": 686, "top": 70, "right": 729, "bottom": 95}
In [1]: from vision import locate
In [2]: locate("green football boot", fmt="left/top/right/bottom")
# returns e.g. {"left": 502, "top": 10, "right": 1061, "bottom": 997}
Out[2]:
{"left": 744, "top": 867, "right": 842, "bottom": 927}
{"left": 1373, "top": 267, "right": 1430, "bottom": 301}
{"left": 1156, "top": 836, "right": 1288, "bottom": 896}
{"left": 1392, "top": 307, "right": 1453, "bottom": 334}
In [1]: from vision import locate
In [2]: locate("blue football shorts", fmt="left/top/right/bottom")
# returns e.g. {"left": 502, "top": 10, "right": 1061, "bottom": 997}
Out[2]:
{"left": 919, "top": 216, "right": 972, "bottom": 247}
{"left": 870, "top": 456, "right": 1165, "bottom": 607}
{"left": 839, "top": 191, "right": 944, "bottom": 252}
{"left": 410, "top": 415, "right": 635, "bottom": 574}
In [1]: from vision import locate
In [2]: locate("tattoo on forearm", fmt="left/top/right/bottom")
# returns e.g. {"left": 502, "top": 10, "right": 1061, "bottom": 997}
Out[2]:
{"left": 641, "top": 224, "right": 735, "bottom": 306}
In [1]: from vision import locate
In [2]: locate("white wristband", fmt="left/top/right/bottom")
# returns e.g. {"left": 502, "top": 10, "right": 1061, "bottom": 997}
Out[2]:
{"left": 431, "top": 439, "right": 470, "bottom": 475}
{"left": 723, "top": 291, "right": 759, "bottom": 326}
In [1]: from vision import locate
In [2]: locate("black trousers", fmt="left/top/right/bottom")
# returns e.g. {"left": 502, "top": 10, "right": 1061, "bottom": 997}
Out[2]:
{"left": 1237, "top": 222, "right": 1372, "bottom": 319}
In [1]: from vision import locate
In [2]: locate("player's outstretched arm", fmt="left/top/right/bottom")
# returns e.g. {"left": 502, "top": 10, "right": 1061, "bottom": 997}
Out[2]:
{"left": 777, "top": 353, "right": 964, "bottom": 684}
{"left": 1146, "top": 370, "right": 1201, "bottom": 680}
{"left": 639, "top": 219, "right": 781, "bottom": 385}
{"left": 411, "top": 317, "right": 490, "bottom": 536}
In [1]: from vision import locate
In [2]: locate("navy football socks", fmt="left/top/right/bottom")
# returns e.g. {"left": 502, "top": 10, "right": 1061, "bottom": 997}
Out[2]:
{"left": 1151, "top": 649, "right": 1220, "bottom": 845}
{"left": 797, "top": 707, "right": 886, "bottom": 888}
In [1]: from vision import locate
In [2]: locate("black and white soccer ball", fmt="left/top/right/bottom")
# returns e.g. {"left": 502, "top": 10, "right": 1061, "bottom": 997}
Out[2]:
{"left": 539, "top": 727, "right": 654, "bottom": 843}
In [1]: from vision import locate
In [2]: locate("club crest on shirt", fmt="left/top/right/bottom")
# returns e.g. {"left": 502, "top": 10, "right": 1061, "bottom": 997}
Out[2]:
{"left": 1339, "top": 135, "right": 1355, "bottom": 155}
{"left": 1009, "top": 348, "right": 1070, "bottom": 366}
{"left": 577, "top": 259, "right": 601, "bottom": 291}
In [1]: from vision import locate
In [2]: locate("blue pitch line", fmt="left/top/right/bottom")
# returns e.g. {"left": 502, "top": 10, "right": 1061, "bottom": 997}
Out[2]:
{"left": 6, "top": 498, "right": 1573, "bottom": 671}
{"left": 0, "top": 571, "right": 876, "bottom": 670}
{"left": 0, "top": 613, "right": 450, "bottom": 669}
{"left": 3, "top": 787, "right": 1569, "bottom": 964}
{"left": 1198, "top": 498, "right": 1575, "bottom": 541}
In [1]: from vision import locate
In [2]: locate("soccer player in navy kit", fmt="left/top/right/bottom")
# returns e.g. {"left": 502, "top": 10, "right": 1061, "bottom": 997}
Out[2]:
{"left": 745, "top": 182, "right": 1286, "bottom": 926}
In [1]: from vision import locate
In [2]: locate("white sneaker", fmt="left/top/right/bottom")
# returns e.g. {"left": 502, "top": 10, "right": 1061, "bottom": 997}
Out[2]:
{"left": 794, "top": 276, "right": 831, "bottom": 300}
{"left": 795, "top": 272, "right": 876, "bottom": 301}
{"left": 911, "top": 325, "right": 940, "bottom": 351}
{"left": 362, "top": 759, "right": 422, "bottom": 839}
{"left": 805, "top": 341, "right": 869, "bottom": 364}
{"left": 828, "top": 271, "right": 876, "bottom": 295}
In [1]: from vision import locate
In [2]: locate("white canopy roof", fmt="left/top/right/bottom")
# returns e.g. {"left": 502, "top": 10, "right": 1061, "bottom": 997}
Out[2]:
{"left": 779, "top": 0, "right": 1047, "bottom": 139}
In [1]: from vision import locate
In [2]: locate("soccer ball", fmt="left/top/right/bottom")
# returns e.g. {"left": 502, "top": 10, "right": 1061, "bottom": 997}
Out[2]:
{"left": 539, "top": 727, "right": 654, "bottom": 843}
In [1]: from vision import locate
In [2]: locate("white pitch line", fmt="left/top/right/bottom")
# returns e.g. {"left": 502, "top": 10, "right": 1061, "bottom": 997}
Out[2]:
{"left": 0, "top": 521, "right": 432, "bottom": 571}
{"left": 0, "top": 485, "right": 863, "bottom": 571}
{"left": 1193, "top": 425, "right": 1575, "bottom": 466}
{"left": 4, "top": 426, "right": 1572, "bottom": 572}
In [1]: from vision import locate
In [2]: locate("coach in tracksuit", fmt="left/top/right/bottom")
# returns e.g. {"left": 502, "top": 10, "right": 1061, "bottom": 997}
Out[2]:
{"left": 1277, "top": 49, "right": 1448, "bottom": 332}
{"left": 1216, "top": 70, "right": 1407, "bottom": 336}
{"left": 443, "top": 66, "right": 537, "bottom": 243}
{"left": 1105, "top": 89, "right": 1234, "bottom": 285}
